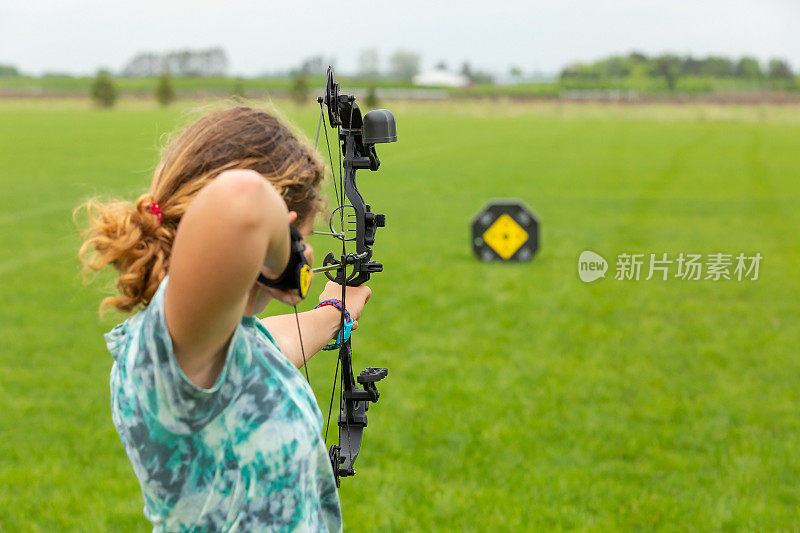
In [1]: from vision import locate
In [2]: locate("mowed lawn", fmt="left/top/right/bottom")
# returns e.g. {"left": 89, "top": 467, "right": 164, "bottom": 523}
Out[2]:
{"left": 0, "top": 99, "right": 799, "bottom": 531}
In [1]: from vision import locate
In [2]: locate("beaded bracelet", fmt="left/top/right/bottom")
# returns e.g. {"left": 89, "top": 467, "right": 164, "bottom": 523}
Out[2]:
{"left": 314, "top": 299, "right": 353, "bottom": 350}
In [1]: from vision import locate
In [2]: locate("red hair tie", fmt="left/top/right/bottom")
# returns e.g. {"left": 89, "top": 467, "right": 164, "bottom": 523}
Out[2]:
{"left": 147, "top": 202, "right": 163, "bottom": 224}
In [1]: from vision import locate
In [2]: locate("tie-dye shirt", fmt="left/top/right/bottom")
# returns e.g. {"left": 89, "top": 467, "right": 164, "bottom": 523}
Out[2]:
{"left": 105, "top": 276, "right": 341, "bottom": 532}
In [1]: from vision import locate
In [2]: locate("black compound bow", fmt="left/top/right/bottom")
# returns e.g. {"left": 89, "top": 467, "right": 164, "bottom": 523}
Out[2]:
{"left": 310, "top": 66, "right": 397, "bottom": 486}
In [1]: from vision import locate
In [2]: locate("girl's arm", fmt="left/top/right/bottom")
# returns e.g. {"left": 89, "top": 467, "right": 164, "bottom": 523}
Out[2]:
{"left": 165, "top": 170, "right": 291, "bottom": 388}
{"left": 262, "top": 282, "right": 372, "bottom": 369}
{"left": 261, "top": 307, "right": 341, "bottom": 368}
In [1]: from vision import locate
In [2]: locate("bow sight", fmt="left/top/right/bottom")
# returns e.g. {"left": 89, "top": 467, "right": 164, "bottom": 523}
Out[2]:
{"left": 314, "top": 66, "right": 397, "bottom": 486}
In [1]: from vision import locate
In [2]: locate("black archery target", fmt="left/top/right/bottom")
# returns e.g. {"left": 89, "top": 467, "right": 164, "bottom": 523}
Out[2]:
{"left": 472, "top": 200, "right": 539, "bottom": 262}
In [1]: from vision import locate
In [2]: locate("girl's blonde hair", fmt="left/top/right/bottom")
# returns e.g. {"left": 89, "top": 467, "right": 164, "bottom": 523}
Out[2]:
{"left": 77, "top": 106, "right": 325, "bottom": 314}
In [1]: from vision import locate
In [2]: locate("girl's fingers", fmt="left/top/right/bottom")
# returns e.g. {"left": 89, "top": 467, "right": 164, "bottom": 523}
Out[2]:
{"left": 266, "top": 286, "right": 301, "bottom": 306}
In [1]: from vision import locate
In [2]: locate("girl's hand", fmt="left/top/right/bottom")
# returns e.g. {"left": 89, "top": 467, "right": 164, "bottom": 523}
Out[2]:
{"left": 319, "top": 281, "right": 371, "bottom": 330}
{"left": 262, "top": 285, "right": 303, "bottom": 307}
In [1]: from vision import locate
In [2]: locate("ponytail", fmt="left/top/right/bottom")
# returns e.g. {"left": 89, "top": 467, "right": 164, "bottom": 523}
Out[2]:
{"left": 76, "top": 193, "right": 174, "bottom": 313}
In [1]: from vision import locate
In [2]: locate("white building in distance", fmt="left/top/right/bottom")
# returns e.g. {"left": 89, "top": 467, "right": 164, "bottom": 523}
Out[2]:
{"left": 412, "top": 70, "right": 470, "bottom": 87}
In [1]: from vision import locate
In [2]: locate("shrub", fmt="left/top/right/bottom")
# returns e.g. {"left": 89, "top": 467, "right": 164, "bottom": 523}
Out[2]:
{"left": 290, "top": 73, "right": 309, "bottom": 105}
{"left": 155, "top": 71, "right": 175, "bottom": 106}
{"left": 365, "top": 85, "right": 379, "bottom": 109}
{"left": 232, "top": 78, "right": 246, "bottom": 100}
{"left": 90, "top": 70, "right": 117, "bottom": 108}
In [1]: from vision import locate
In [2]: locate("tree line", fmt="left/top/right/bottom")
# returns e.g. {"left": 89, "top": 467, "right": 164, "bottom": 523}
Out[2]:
{"left": 561, "top": 52, "right": 795, "bottom": 91}
{"left": 122, "top": 48, "right": 229, "bottom": 77}
{"left": 292, "top": 50, "right": 493, "bottom": 84}
{"left": 4, "top": 47, "right": 799, "bottom": 107}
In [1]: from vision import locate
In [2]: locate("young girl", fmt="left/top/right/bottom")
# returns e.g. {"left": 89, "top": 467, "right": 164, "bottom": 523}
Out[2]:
{"left": 78, "top": 107, "right": 370, "bottom": 531}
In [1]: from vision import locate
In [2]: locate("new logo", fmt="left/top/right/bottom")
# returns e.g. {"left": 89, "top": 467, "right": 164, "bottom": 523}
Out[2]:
{"left": 578, "top": 250, "right": 608, "bottom": 282}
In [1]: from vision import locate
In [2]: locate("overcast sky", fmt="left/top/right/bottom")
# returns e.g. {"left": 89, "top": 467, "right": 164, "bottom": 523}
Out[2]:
{"left": 1, "top": 0, "right": 798, "bottom": 77}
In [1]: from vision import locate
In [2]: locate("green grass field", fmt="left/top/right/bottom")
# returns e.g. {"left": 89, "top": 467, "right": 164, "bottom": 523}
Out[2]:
{"left": 1, "top": 98, "right": 799, "bottom": 531}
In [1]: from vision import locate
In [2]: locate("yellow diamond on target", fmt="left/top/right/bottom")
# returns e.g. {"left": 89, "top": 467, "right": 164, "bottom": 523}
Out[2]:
{"left": 482, "top": 214, "right": 529, "bottom": 260}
